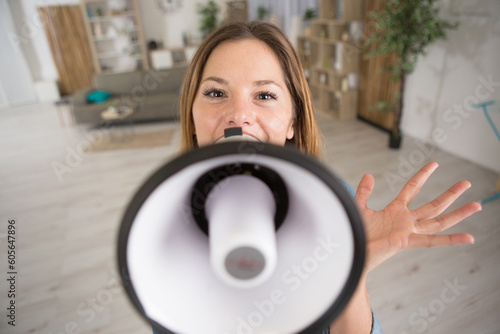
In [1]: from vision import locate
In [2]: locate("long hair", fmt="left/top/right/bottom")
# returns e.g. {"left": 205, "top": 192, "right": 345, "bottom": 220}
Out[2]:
{"left": 179, "top": 21, "right": 320, "bottom": 158}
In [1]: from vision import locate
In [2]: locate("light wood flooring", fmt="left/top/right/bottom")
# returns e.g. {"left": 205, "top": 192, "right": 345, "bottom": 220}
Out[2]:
{"left": 0, "top": 102, "right": 499, "bottom": 334}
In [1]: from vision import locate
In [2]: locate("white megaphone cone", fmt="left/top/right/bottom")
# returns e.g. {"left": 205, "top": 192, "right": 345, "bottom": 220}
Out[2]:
{"left": 118, "top": 132, "right": 365, "bottom": 334}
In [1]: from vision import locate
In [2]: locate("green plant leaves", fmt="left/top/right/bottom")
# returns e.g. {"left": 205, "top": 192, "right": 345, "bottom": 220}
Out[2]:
{"left": 197, "top": 0, "right": 221, "bottom": 39}
{"left": 365, "top": 0, "right": 458, "bottom": 76}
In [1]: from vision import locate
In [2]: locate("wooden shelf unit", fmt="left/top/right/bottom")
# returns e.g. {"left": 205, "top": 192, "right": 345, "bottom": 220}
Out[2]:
{"left": 80, "top": 0, "right": 148, "bottom": 74}
{"left": 297, "top": 0, "right": 364, "bottom": 121}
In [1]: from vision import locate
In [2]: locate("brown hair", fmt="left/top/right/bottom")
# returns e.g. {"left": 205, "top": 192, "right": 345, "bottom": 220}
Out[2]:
{"left": 179, "top": 21, "right": 320, "bottom": 157}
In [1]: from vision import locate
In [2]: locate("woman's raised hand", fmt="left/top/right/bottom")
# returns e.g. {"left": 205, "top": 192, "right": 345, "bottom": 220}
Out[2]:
{"left": 355, "top": 162, "right": 482, "bottom": 273}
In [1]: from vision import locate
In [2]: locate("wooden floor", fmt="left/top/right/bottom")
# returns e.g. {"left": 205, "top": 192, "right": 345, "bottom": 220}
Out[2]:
{"left": 0, "top": 103, "right": 499, "bottom": 334}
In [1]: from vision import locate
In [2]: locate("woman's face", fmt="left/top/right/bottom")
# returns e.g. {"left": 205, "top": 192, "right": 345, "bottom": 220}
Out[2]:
{"left": 192, "top": 39, "right": 295, "bottom": 146}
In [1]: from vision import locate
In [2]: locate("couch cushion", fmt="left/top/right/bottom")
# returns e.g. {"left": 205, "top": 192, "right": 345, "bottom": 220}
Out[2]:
{"left": 152, "top": 66, "right": 187, "bottom": 94}
{"left": 138, "top": 92, "right": 180, "bottom": 120}
{"left": 93, "top": 66, "right": 187, "bottom": 96}
{"left": 94, "top": 71, "right": 143, "bottom": 94}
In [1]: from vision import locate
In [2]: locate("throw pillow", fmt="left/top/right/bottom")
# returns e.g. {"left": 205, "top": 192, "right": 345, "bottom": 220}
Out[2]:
{"left": 87, "top": 90, "right": 112, "bottom": 103}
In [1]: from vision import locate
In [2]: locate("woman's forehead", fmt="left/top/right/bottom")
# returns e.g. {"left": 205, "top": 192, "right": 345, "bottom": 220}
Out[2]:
{"left": 201, "top": 39, "right": 285, "bottom": 84}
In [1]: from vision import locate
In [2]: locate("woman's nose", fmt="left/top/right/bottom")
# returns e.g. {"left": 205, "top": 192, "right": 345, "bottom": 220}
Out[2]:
{"left": 225, "top": 96, "right": 255, "bottom": 127}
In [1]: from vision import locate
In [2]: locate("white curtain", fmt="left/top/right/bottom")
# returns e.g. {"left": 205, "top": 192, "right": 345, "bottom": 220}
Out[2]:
{"left": 247, "top": 0, "right": 319, "bottom": 38}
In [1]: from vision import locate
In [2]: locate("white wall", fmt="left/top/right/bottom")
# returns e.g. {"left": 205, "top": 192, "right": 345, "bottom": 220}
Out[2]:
{"left": 161, "top": 0, "right": 211, "bottom": 48}
{"left": 401, "top": 1, "right": 500, "bottom": 173}
{"left": 136, "top": 0, "right": 165, "bottom": 45}
{"left": 135, "top": 0, "right": 223, "bottom": 49}
{"left": 0, "top": 0, "right": 37, "bottom": 107}
{"left": 12, "top": 0, "right": 70, "bottom": 82}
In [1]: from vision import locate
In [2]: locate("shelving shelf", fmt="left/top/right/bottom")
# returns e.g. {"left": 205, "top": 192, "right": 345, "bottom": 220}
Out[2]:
{"left": 97, "top": 50, "right": 143, "bottom": 59}
{"left": 297, "top": 0, "right": 364, "bottom": 121}
{"left": 80, "top": 0, "right": 148, "bottom": 74}
{"left": 87, "top": 11, "right": 135, "bottom": 22}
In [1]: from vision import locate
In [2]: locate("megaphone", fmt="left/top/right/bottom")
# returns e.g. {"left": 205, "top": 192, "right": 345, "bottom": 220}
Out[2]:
{"left": 117, "top": 129, "right": 365, "bottom": 334}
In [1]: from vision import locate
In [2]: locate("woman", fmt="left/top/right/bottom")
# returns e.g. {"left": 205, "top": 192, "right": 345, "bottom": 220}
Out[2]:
{"left": 178, "top": 21, "right": 481, "bottom": 333}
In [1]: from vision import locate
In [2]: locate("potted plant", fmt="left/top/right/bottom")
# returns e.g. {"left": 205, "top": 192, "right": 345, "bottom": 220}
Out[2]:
{"left": 365, "top": 0, "right": 458, "bottom": 149}
{"left": 303, "top": 8, "right": 317, "bottom": 36}
{"left": 106, "top": 101, "right": 116, "bottom": 113}
{"left": 197, "top": 0, "right": 221, "bottom": 39}
{"left": 257, "top": 6, "right": 268, "bottom": 21}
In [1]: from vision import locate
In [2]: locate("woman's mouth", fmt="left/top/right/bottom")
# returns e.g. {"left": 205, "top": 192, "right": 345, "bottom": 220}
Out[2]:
{"left": 215, "top": 127, "right": 261, "bottom": 144}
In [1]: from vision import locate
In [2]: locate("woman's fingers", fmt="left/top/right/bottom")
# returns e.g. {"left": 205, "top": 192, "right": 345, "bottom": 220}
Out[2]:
{"left": 415, "top": 201, "right": 482, "bottom": 234}
{"left": 355, "top": 174, "right": 375, "bottom": 209}
{"left": 413, "top": 180, "right": 472, "bottom": 220}
{"left": 409, "top": 232, "right": 475, "bottom": 249}
{"left": 396, "top": 162, "right": 439, "bottom": 205}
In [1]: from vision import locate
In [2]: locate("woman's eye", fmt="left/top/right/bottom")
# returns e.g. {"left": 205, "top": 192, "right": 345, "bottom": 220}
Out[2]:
{"left": 203, "top": 88, "right": 225, "bottom": 98}
{"left": 257, "top": 91, "right": 277, "bottom": 100}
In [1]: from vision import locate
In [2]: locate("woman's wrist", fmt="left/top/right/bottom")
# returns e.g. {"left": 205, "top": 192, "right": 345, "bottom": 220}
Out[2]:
{"left": 329, "top": 274, "right": 372, "bottom": 333}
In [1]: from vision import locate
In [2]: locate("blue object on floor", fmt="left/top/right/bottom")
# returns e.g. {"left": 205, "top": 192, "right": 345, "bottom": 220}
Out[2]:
{"left": 474, "top": 101, "right": 500, "bottom": 204}
{"left": 474, "top": 100, "right": 500, "bottom": 142}
{"left": 480, "top": 192, "right": 500, "bottom": 205}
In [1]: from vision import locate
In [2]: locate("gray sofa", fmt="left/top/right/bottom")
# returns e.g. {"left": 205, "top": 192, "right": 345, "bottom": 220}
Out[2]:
{"left": 71, "top": 66, "right": 187, "bottom": 125}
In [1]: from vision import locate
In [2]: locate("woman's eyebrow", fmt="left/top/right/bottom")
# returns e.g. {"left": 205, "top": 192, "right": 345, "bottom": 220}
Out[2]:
{"left": 201, "top": 76, "right": 228, "bottom": 85}
{"left": 254, "top": 80, "right": 283, "bottom": 89}
{"left": 200, "top": 77, "right": 283, "bottom": 89}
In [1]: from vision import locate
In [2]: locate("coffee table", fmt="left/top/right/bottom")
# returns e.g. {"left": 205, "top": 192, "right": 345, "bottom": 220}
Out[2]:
{"left": 100, "top": 106, "right": 134, "bottom": 120}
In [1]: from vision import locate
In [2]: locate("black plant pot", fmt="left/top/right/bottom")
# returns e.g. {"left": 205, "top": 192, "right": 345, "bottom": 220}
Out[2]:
{"left": 389, "top": 133, "right": 402, "bottom": 149}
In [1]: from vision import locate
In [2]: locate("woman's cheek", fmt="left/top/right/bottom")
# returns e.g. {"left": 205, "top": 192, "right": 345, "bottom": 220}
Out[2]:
{"left": 197, "top": 111, "right": 225, "bottom": 145}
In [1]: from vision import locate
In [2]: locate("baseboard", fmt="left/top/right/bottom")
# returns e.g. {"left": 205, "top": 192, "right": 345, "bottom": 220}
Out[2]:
{"left": 356, "top": 115, "right": 392, "bottom": 134}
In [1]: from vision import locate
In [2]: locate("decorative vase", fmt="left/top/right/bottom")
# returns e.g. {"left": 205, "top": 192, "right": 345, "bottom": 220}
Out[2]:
{"left": 389, "top": 133, "right": 402, "bottom": 149}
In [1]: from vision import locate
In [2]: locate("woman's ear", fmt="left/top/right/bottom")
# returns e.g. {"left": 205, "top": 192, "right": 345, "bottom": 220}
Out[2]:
{"left": 286, "top": 120, "right": 295, "bottom": 140}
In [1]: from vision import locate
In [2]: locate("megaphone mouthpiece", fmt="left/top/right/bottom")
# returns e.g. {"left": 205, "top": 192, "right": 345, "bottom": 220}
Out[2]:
{"left": 216, "top": 127, "right": 260, "bottom": 144}
{"left": 224, "top": 127, "right": 243, "bottom": 137}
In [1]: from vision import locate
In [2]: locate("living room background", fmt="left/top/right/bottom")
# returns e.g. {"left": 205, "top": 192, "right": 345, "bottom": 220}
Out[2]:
{"left": 1, "top": 0, "right": 500, "bottom": 174}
